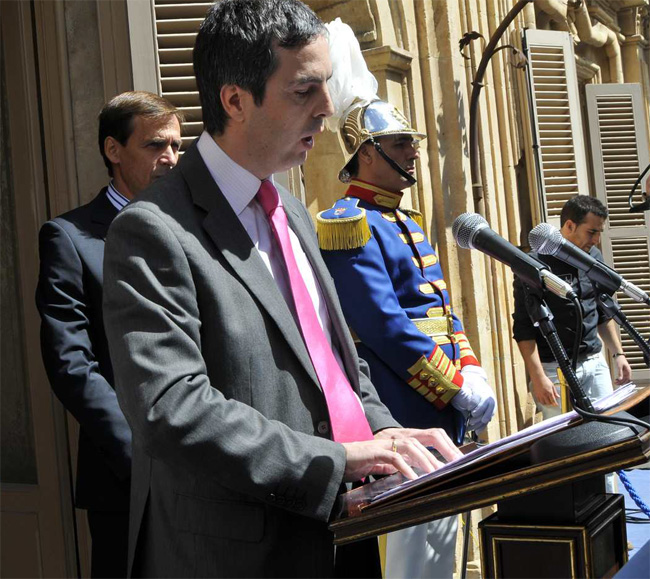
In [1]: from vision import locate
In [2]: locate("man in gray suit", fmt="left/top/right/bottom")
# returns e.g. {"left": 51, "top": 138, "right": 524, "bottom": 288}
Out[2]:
{"left": 103, "top": 1, "right": 461, "bottom": 576}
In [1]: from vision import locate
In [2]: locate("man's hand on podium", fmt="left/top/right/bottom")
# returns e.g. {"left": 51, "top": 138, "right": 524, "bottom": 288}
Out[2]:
{"left": 342, "top": 427, "right": 463, "bottom": 482}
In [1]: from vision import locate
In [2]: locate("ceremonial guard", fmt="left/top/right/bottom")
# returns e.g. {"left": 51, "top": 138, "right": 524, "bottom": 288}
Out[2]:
{"left": 318, "top": 97, "right": 496, "bottom": 577}
{"left": 319, "top": 99, "right": 495, "bottom": 441}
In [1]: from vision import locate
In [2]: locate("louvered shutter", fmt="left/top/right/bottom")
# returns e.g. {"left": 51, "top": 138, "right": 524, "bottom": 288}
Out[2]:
{"left": 521, "top": 29, "right": 590, "bottom": 228}
{"left": 154, "top": 0, "right": 211, "bottom": 149}
{"left": 586, "top": 83, "right": 650, "bottom": 384}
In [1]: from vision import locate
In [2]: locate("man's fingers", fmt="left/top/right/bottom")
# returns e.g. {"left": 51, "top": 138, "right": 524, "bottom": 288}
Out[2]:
{"left": 428, "top": 432, "right": 462, "bottom": 461}
{"left": 342, "top": 440, "right": 417, "bottom": 481}
{"left": 343, "top": 437, "right": 450, "bottom": 482}
{"left": 364, "top": 445, "right": 420, "bottom": 480}
{"left": 547, "top": 386, "right": 560, "bottom": 406}
{"left": 385, "top": 427, "right": 462, "bottom": 462}
{"left": 620, "top": 362, "right": 632, "bottom": 384}
{"left": 384, "top": 449, "right": 419, "bottom": 480}
{"left": 391, "top": 438, "right": 442, "bottom": 474}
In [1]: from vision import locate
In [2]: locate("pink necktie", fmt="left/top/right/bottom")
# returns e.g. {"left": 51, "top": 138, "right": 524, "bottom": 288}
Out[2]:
{"left": 256, "top": 180, "right": 374, "bottom": 443}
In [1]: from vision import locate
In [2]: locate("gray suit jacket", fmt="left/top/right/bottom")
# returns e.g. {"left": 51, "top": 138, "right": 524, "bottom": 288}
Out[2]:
{"left": 103, "top": 144, "right": 398, "bottom": 578}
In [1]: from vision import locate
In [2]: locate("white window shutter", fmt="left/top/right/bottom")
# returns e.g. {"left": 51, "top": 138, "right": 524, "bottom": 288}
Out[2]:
{"left": 522, "top": 29, "right": 590, "bottom": 228}
{"left": 154, "top": 1, "right": 211, "bottom": 149}
{"left": 586, "top": 83, "right": 650, "bottom": 383}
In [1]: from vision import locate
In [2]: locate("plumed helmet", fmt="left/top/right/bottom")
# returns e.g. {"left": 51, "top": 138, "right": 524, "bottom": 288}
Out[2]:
{"left": 338, "top": 99, "right": 426, "bottom": 182}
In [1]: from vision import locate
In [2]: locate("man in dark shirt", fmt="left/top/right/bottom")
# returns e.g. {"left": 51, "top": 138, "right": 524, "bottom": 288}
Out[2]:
{"left": 513, "top": 195, "right": 631, "bottom": 422}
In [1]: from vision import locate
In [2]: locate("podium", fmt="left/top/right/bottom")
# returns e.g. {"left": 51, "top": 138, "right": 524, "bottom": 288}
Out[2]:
{"left": 330, "top": 385, "right": 650, "bottom": 578}
{"left": 480, "top": 492, "right": 626, "bottom": 578}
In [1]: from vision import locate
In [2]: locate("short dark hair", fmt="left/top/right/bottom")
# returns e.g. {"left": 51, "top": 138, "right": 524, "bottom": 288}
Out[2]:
{"left": 343, "top": 152, "right": 360, "bottom": 178}
{"left": 560, "top": 195, "right": 608, "bottom": 226}
{"left": 98, "top": 91, "right": 184, "bottom": 176}
{"left": 193, "top": 0, "right": 325, "bottom": 136}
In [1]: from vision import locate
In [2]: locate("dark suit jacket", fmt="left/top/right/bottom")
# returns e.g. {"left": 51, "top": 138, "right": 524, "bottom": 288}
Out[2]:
{"left": 102, "top": 144, "right": 398, "bottom": 577}
{"left": 36, "top": 190, "right": 131, "bottom": 511}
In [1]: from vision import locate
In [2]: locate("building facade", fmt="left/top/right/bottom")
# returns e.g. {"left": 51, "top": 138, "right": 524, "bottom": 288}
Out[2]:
{"left": 2, "top": 0, "right": 648, "bottom": 576}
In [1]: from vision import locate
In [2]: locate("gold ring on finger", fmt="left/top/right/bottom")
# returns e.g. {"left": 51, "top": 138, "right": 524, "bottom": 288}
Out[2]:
{"left": 392, "top": 440, "right": 398, "bottom": 453}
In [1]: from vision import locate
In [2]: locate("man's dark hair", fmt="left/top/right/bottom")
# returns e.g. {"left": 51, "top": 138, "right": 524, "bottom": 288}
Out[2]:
{"left": 560, "top": 195, "right": 608, "bottom": 226}
{"left": 343, "top": 153, "right": 360, "bottom": 178}
{"left": 98, "top": 91, "right": 184, "bottom": 176}
{"left": 194, "top": 0, "right": 325, "bottom": 136}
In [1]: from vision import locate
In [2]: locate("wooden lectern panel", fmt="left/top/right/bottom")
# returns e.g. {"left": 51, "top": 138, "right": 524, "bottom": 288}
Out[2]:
{"left": 479, "top": 494, "right": 627, "bottom": 578}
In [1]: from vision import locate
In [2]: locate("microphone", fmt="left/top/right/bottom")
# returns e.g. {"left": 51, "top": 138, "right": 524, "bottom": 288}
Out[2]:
{"left": 529, "top": 222, "right": 650, "bottom": 306}
{"left": 452, "top": 213, "right": 576, "bottom": 300}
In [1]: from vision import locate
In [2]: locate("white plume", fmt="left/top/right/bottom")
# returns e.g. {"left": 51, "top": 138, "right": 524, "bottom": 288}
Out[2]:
{"left": 325, "top": 18, "right": 378, "bottom": 131}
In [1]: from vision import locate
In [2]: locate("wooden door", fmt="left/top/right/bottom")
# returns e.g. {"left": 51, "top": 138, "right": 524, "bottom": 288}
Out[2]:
{"left": 1, "top": 1, "right": 78, "bottom": 576}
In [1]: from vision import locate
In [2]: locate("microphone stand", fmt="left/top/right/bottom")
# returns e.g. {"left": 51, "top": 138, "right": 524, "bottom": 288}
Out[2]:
{"left": 595, "top": 289, "right": 650, "bottom": 368}
{"left": 522, "top": 284, "right": 595, "bottom": 413}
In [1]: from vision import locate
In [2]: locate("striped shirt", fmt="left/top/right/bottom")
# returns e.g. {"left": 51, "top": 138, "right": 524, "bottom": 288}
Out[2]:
{"left": 106, "top": 182, "right": 130, "bottom": 212}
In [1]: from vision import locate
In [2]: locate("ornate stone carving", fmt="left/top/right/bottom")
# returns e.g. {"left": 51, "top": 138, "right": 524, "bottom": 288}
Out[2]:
{"left": 308, "top": 0, "right": 377, "bottom": 44}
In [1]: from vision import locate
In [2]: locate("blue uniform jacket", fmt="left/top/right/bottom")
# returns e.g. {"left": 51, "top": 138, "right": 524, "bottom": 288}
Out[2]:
{"left": 319, "top": 181, "right": 480, "bottom": 439}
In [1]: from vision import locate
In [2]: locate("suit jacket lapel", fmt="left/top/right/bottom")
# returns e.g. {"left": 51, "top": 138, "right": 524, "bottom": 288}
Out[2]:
{"left": 179, "top": 145, "right": 320, "bottom": 388}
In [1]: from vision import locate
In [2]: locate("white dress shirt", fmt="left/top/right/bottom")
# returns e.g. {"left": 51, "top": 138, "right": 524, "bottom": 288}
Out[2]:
{"left": 106, "top": 181, "right": 130, "bottom": 212}
{"left": 196, "top": 132, "right": 346, "bottom": 372}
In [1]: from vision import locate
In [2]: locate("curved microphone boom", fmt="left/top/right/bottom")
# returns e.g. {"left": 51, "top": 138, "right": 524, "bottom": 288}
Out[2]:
{"left": 529, "top": 222, "right": 650, "bottom": 306}
{"left": 452, "top": 213, "right": 576, "bottom": 300}
{"left": 628, "top": 162, "right": 650, "bottom": 213}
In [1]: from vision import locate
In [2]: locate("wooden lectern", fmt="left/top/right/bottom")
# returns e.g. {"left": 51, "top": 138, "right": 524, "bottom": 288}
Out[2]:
{"left": 330, "top": 386, "right": 650, "bottom": 578}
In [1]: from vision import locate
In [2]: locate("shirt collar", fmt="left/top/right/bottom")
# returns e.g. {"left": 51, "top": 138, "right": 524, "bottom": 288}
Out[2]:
{"left": 196, "top": 131, "right": 266, "bottom": 215}
{"left": 106, "top": 181, "right": 130, "bottom": 212}
{"left": 345, "top": 179, "right": 404, "bottom": 210}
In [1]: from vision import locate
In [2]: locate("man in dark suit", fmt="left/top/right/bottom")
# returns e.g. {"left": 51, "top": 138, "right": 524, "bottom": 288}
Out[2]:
{"left": 102, "top": 2, "right": 462, "bottom": 577}
{"left": 36, "top": 91, "right": 182, "bottom": 578}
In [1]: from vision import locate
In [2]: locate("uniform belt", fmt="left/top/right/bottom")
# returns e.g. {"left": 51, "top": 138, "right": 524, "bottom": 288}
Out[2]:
{"left": 350, "top": 315, "right": 454, "bottom": 344}
{"left": 411, "top": 316, "right": 454, "bottom": 338}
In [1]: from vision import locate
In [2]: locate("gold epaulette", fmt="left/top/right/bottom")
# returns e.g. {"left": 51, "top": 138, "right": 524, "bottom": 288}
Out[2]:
{"left": 316, "top": 200, "right": 371, "bottom": 251}
{"left": 402, "top": 208, "right": 424, "bottom": 229}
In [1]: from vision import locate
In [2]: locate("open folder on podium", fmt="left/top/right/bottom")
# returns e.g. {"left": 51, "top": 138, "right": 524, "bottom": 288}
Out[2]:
{"left": 330, "top": 384, "right": 650, "bottom": 545}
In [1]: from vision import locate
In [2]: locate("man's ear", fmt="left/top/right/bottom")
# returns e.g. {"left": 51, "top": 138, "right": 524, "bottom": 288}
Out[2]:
{"left": 563, "top": 219, "right": 577, "bottom": 235}
{"left": 220, "top": 85, "right": 247, "bottom": 124}
{"left": 104, "top": 136, "right": 121, "bottom": 165}
{"left": 358, "top": 143, "right": 373, "bottom": 166}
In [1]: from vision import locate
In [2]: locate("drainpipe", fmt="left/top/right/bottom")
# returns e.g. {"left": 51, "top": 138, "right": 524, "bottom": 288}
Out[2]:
{"left": 536, "top": 0, "right": 624, "bottom": 82}
{"left": 572, "top": 1, "right": 624, "bottom": 82}
{"left": 536, "top": 0, "right": 571, "bottom": 31}
{"left": 522, "top": 3, "right": 537, "bottom": 29}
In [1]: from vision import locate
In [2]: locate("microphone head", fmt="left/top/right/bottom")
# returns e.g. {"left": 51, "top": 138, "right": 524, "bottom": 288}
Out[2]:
{"left": 529, "top": 222, "right": 564, "bottom": 255}
{"left": 452, "top": 213, "right": 489, "bottom": 249}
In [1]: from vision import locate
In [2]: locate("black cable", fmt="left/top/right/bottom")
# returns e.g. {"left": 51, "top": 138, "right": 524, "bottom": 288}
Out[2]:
{"left": 628, "top": 162, "right": 650, "bottom": 211}
{"left": 570, "top": 295, "right": 583, "bottom": 372}
{"left": 564, "top": 297, "right": 649, "bottom": 431}
{"left": 572, "top": 404, "right": 650, "bottom": 431}
{"left": 625, "top": 509, "right": 650, "bottom": 524}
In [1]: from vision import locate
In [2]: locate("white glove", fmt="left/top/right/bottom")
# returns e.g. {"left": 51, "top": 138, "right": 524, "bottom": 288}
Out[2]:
{"left": 450, "top": 366, "right": 496, "bottom": 433}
